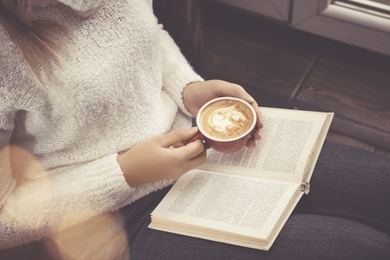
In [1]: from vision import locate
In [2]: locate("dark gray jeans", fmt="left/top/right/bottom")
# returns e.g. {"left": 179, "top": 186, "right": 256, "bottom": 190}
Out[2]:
{"left": 121, "top": 141, "right": 390, "bottom": 260}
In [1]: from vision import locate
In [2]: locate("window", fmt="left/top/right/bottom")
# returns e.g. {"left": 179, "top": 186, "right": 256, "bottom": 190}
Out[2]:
{"left": 291, "top": 0, "right": 390, "bottom": 55}
{"left": 334, "top": 0, "right": 390, "bottom": 19}
{"left": 215, "top": 0, "right": 390, "bottom": 55}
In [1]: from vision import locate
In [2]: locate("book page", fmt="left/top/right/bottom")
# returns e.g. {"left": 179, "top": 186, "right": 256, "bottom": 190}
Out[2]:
{"left": 150, "top": 169, "right": 301, "bottom": 242}
{"left": 199, "top": 107, "right": 333, "bottom": 183}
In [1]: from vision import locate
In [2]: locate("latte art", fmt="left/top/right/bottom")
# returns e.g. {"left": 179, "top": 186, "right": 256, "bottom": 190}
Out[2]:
{"left": 199, "top": 99, "right": 253, "bottom": 140}
{"left": 208, "top": 105, "right": 249, "bottom": 137}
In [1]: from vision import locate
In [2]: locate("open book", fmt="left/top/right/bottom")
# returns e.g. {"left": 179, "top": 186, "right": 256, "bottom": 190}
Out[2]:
{"left": 149, "top": 107, "right": 334, "bottom": 250}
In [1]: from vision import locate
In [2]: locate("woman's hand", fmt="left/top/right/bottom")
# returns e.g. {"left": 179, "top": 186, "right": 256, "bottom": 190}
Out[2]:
{"left": 182, "top": 79, "right": 263, "bottom": 148}
{"left": 117, "top": 127, "right": 206, "bottom": 187}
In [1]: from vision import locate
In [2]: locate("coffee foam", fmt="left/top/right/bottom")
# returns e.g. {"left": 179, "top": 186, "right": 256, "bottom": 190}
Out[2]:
{"left": 199, "top": 99, "right": 253, "bottom": 140}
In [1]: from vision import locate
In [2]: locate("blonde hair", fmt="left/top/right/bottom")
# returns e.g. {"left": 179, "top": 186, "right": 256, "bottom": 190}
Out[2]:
{"left": 0, "top": 0, "right": 201, "bottom": 83}
{"left": 0, "top": 0, "right": 65, "bottom": 83}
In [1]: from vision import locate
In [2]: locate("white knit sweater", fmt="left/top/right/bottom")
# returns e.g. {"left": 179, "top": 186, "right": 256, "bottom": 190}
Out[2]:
{"left": 0, "top": 0, "right": 203, "bottom": 248}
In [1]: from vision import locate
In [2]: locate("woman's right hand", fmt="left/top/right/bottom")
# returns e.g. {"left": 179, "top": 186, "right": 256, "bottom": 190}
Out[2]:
{"left": 117, "top": 127, "right": 206, "bottom": 187}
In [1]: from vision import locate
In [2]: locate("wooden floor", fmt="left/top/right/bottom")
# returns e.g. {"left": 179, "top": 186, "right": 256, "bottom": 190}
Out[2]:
{"left": 198, "top": 1, "right": 390, "bottom": 158}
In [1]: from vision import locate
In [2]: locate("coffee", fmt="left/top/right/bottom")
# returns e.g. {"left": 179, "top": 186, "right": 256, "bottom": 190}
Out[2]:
{"left": 199, "top": 99, "right": 254, "bottom": 140}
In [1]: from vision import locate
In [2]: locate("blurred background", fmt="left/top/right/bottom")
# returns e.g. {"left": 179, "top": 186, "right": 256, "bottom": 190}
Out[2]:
{"left": 155, "top": 0, "right": 390, "bottom": 158}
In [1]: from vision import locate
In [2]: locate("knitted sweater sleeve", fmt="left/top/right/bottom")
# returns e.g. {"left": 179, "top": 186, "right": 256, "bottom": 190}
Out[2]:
{"left": 0, "top": 99, "right": 173, "bottom": 249}
{"left": 158, "top": 25, "right": 204, "bottom": 117}
{"left": 0, "top": 111, "right": 129, "bottom": 249}
{"left": 0, "top": 143, "right": 127, "bottom": 249}
{"left": 0, "top": 133, "right": 174, "bottom": 249}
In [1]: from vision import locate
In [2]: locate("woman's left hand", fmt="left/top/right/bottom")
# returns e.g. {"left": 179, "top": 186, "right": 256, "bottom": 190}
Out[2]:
{"left": 182, "top": 79, "right": 263, "bottom": 148}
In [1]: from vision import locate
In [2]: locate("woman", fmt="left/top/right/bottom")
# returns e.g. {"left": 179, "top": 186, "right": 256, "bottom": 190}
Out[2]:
{"left": 0, "top": 0, "right": 262, "bottom": 257}
{"left": 0, "top": 0, "right": 389, "bottom": 259}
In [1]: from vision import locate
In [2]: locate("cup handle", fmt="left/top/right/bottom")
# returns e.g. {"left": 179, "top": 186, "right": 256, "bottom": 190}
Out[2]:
{"left": 188, "top": 131, "right": 210, "bottom": 149}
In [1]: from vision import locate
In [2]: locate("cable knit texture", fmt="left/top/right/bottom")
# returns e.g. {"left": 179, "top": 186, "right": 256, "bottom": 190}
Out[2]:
{"left": 0, "top": 0, "right": 203, "bottom": 248}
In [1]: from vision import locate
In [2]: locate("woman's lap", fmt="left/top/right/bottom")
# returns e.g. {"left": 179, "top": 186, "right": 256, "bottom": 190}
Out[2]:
{"left": 128, "top": 213, "right": 390, "bottom": 260}
{"left": 295, "top": 141, "right": 390, "bottom": 233}
{"left": 121, "top": 141, "right": 390, "bottom": 259}
{"left": 3, "top": 141, "right": 387, "bottom": 259}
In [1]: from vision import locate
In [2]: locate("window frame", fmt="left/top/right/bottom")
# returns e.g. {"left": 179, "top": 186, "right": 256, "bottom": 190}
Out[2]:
{"left": 214, "top": 0, "right": 390, "bottom": 56}
{"left": 291, "top": 0, "right": 390, "bottom": 55}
